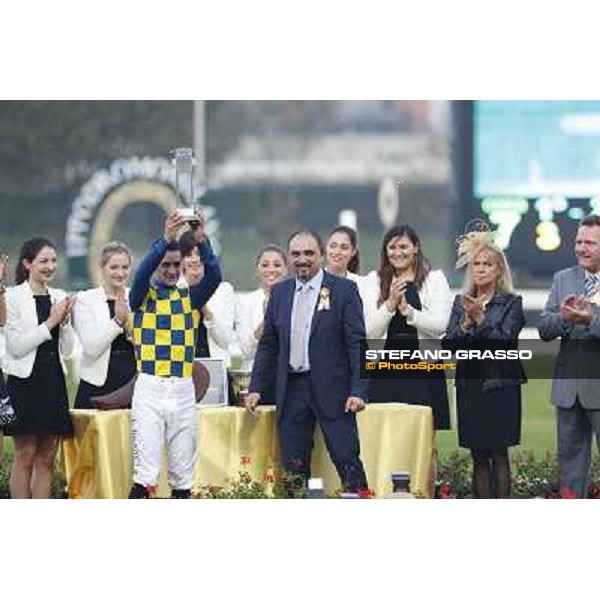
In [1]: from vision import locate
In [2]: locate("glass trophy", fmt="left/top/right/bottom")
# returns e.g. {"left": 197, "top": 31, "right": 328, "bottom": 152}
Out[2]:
{"left": 170, "top": 147, "right": 199, "bottom": 223}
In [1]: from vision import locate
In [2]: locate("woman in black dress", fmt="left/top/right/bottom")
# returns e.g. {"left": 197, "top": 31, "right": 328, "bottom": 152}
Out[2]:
{"left": 444, "top": 230, "right": 527, "bottom": 498}
{"left": 366, "top": 225, "right": 453, "bottom": 426}
{"left": 3, "top": 238, "right": 75, "bottom": 498}
{"left": 366, "top": 225, "right": 453, "bottom": 497}
{"left": 72, "top": 242, "right": 136, "bottom": 409}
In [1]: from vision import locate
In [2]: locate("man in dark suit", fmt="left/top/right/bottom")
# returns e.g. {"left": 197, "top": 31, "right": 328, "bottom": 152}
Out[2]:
{"left": 245, "top": 230, "right": 368, "bottom": 492}
{"left": 539, "top": 214, "right": 600, "bottom": 498}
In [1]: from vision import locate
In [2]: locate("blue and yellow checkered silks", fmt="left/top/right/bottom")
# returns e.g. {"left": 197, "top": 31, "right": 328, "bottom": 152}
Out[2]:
{"left": 132, "top": 285, "right": 196, "bottom": 378}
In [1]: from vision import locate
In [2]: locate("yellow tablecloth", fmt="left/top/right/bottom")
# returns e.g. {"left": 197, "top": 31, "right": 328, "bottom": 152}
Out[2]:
{"left": 62, "top": 404, "right": 433, "bottom": 499}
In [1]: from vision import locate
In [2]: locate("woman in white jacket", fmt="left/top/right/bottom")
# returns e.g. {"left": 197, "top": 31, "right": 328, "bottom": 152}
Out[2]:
{"left": 72, "top": 242, "right": 136, "bottom": 409}
{"left": 367, "top": 225, "right": 452, "bottom": 497}
{"left": 367, "top": 224, "right": 453, "bottom": 427}
{"left": 3, "top": 237, "right": 75, "bottom": 499}
{"left": 235, "top": 244, "right": 288, "bottom": 373}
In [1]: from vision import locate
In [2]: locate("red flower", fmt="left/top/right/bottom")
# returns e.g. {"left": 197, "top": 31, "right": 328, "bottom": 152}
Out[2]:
{"left": 559, "top": 486, "right": 578, "bottom": 499}
{"left": 440, "top": 483, "right": 452, "bottom": 499}
{"left": 358, "top": 488, "right": 375, "bottom": 499}
{"left": 240, "top": 455, "right": 251, "bottom": 466}
{"left": 588, "top": 483, "right": 600, "bottom": 499}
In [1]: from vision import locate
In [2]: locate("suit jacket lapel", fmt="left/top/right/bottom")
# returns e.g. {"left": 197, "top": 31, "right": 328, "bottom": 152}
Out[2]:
{"left": 575, "top": 266, "right": 586, "bottom": 297}
{"left": 21, "top": 281, "right": 38, "bottom": 329}
{"left": 96, "top": 286, "right": 111, "bottom": 323}
{"left": 310, "top": 271, "right": 336, "bottom": 338}
{"left": 282, "top": 278, "right": 295, "bottom": 357}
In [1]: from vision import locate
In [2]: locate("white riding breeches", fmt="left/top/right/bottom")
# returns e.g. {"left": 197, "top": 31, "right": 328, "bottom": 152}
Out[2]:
{"left": 131, "top": 373, "right": 197, "bottom": 491}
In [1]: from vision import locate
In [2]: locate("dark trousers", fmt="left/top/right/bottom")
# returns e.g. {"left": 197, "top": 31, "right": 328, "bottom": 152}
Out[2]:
{"left": 557, "top": 397, "right": 600, "bottom": 498}
{"left": 278, "top": 372, "right": 368, "bottom": 492}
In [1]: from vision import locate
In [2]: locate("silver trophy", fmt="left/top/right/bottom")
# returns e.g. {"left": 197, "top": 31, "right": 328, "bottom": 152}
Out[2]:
{"left": 170, "top": 147, "right": 199, "bottom": 223}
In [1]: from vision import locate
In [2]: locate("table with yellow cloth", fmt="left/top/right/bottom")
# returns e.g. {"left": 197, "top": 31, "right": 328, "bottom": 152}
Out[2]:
{"left": 62, "top": 403, "right": 433, "bottom": 499}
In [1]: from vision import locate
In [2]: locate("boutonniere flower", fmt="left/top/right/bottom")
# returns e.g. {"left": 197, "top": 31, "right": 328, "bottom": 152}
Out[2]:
{"left": 317, "top": 286, "right": 331, "bottom": 311}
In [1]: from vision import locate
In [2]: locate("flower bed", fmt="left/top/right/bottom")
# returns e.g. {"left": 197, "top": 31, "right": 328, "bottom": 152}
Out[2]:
{"left": 436, "top": 450, "right": 600, "bottom": 499}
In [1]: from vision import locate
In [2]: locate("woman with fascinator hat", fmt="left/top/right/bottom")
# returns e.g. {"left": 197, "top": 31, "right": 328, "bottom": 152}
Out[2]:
{"left": 443, "top": 223, "right": 527, "bottom": 499}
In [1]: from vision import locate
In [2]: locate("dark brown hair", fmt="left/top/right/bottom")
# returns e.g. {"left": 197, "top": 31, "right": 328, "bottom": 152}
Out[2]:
{"left": 580, "top": 214, "right": 600, "bottom": 228}
{"left": 15, "top": 237, "right": 57, "bottom": 285}
{"left": 327, "top": 225, "right": 360, "bottom": 275}
{"left": 377, "top": 224, "right": 431, "bottom": 306}
{"left": 256, "top": 244, "right": 287, "bottom": 265}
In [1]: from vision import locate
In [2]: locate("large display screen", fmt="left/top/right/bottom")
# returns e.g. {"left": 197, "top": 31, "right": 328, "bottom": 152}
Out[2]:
{"left": 460, "top": 100, "right": 600, "bottom": 277}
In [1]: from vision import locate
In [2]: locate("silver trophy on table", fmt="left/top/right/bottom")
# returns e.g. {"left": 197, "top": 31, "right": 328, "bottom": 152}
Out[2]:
{"left": 170, "top": 147, "right": 200, "bottom": 225}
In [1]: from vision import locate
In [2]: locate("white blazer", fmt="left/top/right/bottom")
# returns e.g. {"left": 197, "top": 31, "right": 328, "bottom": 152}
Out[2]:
{"left": 204, "top": 281, "right": 235, "bottom": 367}
{"left": 366, "top": 269, "right": 452, "bottom": 340}
{"left": 3, "top": 281, "right": 76, "bottom": 378}
{"left": 0, "top": 330, "right": 6, "bottom": 371}
{"left": 72, "top": 286, "right": 129, "bottom": 386}
{"left": 235, "top": 288, "right": 268, "bottom": 371}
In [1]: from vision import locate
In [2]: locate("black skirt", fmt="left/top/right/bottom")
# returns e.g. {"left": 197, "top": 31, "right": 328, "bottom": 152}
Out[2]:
{"left": 456, "top": 379, "right": 522, "bottom": 449}
{"left": 5, "top": 351, "right": 73, "bottom": 437}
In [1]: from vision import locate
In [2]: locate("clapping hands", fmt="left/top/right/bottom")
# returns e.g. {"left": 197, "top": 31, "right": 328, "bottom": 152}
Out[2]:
{"left": 47, "top": 294, "right": 76, "bottom": 330}
{"left": 387, "top": 276, "right": 412, "bottom": 314}
{"left": 114, "top": 290, "right": 131, "bottom": 332}
{"left": 560, "top": 294, "right": 593, "bottom": 326}
{"left": 461, "top": 294, "right": 485, "bottom": 326}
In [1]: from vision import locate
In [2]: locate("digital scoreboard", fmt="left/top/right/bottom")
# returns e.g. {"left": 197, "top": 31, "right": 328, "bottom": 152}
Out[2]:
{"left": 453, "top": 100, "right": 600, "bottom": 276}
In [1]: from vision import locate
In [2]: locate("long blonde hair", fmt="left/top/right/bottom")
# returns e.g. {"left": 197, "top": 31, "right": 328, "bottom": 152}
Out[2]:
{"left": 456, "top": 231, "right": 514, "bottom": 295}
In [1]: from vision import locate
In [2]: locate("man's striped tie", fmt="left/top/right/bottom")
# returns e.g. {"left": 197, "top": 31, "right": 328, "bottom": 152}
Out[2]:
{"left": 584, "top": 272, "right": 600, "bottom": 298}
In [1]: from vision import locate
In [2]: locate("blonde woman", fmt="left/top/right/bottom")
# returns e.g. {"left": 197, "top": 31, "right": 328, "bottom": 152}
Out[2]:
{"left": 3, "top": 238, "right": 75, "bottom": 499}
{"left": 72, "top": 242, "right": 136, "bottom": 409}
{"left": 443, "top": 228, "right": 527, "bottom": 499}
